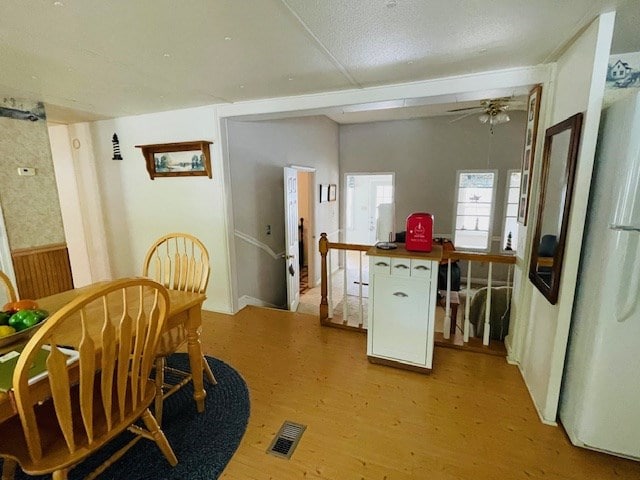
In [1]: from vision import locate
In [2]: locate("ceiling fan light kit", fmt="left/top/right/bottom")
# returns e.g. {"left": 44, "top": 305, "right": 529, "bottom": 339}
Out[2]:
{"left": 495, "top": 111, "right": 510, "bottom": 124}
{"left": 449, "top": 98, "right": 514, "bottom": 129}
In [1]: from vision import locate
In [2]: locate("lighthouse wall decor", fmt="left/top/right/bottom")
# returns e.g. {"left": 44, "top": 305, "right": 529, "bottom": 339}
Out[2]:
{"left": 112, "top": 133, "right": 123, "bottom": 160}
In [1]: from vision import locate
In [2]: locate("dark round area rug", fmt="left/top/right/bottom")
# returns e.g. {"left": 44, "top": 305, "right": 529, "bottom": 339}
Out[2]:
{"left": 3, "top": 354, "right": 250, "bottom": 480}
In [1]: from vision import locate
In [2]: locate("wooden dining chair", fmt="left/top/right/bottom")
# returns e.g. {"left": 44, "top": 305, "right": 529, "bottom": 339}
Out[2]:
{"left": 142, "top": 233, "right": 216, "bottom": 424}
{"left": 0, "top": 278, "right": 177, "bottom": 480}
{"left": 0, "top": 270, "right": 17, "bottom": 305}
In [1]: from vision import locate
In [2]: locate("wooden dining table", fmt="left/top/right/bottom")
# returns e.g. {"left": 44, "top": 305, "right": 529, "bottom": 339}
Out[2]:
{"left": 0, "top": 282, "right": 208, "bottom": 424}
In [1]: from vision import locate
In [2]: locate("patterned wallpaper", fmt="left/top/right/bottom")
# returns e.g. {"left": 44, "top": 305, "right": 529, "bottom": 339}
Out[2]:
{"left": 0, "top": 104, "right": 65, "bottom": 250}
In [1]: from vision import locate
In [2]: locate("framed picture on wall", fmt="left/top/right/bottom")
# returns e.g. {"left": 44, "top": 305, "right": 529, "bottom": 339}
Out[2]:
{"left": 319, "top": 184, "right": 326, "bottom": 203}
{"left": 136, "top": 140, "right": 213, "bottom": 180}
{"left": 328, "top": 184, "right": 337, "bottom": 202}
{"left": 518, "top": 84, "right": 542, "bottom": 225}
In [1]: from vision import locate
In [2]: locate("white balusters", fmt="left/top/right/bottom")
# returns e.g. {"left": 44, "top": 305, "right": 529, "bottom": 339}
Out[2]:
{"left": 358, "top": 251, "right": 364, "bottom": 328}
{"left": 464, "top": 260, "right": 472, "bottom": 343}
{"left": 327, "top": 248, "right": 333, "bottom": 318}
{"left": 443, "top": 259, "right": 452, "bottom": 340}
{"left": 438, "top": 257, "right": 507, "bottom": 345}
{"left": 342, "top": 250, "right": 348, "bottom": 324}
{"left": 483, "top": 262, "right": 493, "bottom": 346}
{"left": 326, "top": 248, "right": 368, "bottom": 328}
{"left": 506, "top": 264, "right": 512, "bottom": 308}
{"left": 319, "top": 236, "right": 514, "bottom": 345}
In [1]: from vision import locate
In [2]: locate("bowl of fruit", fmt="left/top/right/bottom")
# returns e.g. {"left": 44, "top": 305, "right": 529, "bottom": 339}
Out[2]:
{"left": 0, "top": 300, "right": 49, "bottom": 348}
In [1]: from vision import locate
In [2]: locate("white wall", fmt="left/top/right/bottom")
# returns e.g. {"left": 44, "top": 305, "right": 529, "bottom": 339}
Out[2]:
{"left": 48, "top": 124, "right": 93, "bottom": 287}
{"left": 81, "top": 106, "right": 232, "bottom": 313}
{"left": 61, "top": 67, "right": 547, "bottom": 316}
{"left": 339, "top": 113, "right": 526, "bottom": 249}
{"left": 517, "top": 12, "right": 615, "bottom": 423}
{"left": 227, "top": 116, "right": 339, "bottom": 307}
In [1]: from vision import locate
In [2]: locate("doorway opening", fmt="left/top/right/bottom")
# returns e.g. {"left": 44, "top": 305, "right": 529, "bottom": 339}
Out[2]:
{"left": 297, "top": 169, "right": 314, "bottom": 296}
{"left": 299, "top": 172, "right": 396, "bottom": 325}
{"left": 344, "top": 173, "right": 395, "bottom": 245}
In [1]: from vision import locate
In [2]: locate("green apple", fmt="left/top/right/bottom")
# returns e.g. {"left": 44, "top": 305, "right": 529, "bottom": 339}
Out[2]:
{"left": 32, "top": 309, "right": 48, "bottom": 321}
{"left": 8, "top": 309, "right": 40, "bottom": 331}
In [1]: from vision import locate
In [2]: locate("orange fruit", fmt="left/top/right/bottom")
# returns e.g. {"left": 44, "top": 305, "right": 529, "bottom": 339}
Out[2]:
{"left": 2, "top": 299, "right": 38, "bottom": 312}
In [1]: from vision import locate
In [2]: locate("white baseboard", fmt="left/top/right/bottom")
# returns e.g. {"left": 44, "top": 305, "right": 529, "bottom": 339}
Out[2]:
{"left": 504, "top": 334, "right": 519, "bottom": 365}
{"left": 518, "top": 363, "right": 558, "bottom": 426}
{"left": 238, "top": 295, "right": 283, "bottom": 311}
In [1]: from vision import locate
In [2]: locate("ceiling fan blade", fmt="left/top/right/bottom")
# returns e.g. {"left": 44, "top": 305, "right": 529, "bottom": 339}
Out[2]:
{"left": 447, "top": 106, "right": 483, "bottom": 113}
{"left": 506, "top": 101, "right": 527, "bottom": 110}
{"left": 448, "top": 111, "right": 477, "bottom": 123}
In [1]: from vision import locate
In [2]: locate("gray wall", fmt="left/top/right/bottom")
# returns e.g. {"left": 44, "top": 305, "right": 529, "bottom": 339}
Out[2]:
{"left": 339, "top": 112, "right": 527, "bottom": 251}
{"left": 228, "top": 115, "right": 339, "bottom": 307}
{"left": 229, "top": 112, "right": 526, "bottom": 304}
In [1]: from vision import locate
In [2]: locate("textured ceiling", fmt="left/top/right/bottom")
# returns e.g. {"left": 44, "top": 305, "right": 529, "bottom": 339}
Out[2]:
{"left": 0, "top": 0, "right": 636, "bottom": 124}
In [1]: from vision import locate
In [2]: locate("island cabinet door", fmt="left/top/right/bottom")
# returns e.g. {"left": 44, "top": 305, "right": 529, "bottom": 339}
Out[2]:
{"left": 370, "top": 275, "right": 431, "bottom": 366}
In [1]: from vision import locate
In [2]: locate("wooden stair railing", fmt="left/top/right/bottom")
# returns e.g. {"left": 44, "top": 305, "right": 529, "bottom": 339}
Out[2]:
{"left": 319, "top": 233, "right": 517, "bottom": 346}
{"left": 441, "top": 250, "right": 516, "bottom": 346}
{"left": 319, "top": 233, "right": 329, "bottom": 322}
{"left": 319, "top": 233, "right": 370, "bottom": 330}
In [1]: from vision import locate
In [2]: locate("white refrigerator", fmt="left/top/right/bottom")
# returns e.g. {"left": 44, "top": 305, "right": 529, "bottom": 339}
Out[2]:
{"left": 559, "top": 92, "right": 640, "bottom": 460}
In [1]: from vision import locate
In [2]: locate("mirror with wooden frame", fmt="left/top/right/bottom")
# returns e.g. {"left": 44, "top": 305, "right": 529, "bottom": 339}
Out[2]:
{"left": 529, "top": 112, "right": 583, "bottom": 304}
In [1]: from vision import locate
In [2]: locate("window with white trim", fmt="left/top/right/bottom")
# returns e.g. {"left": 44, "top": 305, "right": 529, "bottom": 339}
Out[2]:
{"left": 502, "top": 170, "right": 521, "bottom": 252}
{"left": 453, "top": 170, "right": 497, "bottom": 251}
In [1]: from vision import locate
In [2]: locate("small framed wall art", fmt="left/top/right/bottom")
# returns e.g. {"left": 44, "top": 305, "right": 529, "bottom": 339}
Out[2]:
{"left": 319, "top": 184, "right": 332, "bottom": 203}
{"left": 328, "top": 184, "right": 337, "bottom": 202}
{"left": 136, "top": 140, "right": 213, "bottom": 180}
{"left": 518, "top": 84, "right": 542, "bottom": 225}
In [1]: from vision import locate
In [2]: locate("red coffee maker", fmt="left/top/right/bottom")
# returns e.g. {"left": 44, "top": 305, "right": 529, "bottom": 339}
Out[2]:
{"left": 405, "top": 213, "right": 434, "bottom": 252}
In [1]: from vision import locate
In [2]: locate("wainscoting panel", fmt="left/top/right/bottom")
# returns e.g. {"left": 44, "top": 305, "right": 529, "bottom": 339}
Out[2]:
{"left": 11, "top": 243, "right": 74, "bottom": 300}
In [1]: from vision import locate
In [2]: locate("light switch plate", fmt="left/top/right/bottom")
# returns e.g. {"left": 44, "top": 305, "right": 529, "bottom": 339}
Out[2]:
{"left": 18, "top": 167, "right": 36, "bottom": 176}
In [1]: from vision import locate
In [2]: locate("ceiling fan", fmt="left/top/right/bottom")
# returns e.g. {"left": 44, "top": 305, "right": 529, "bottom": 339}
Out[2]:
{"left": 448, "top": 98, "right": 518, "bottom": 129}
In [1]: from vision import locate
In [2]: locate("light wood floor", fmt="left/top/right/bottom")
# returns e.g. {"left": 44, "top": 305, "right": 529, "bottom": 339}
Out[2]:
{"left": 197, "top": 306, "right": 640, "bottom": 480}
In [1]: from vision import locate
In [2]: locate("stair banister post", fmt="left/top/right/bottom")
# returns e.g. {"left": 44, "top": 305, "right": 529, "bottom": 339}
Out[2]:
{"left": 319, "top": 233, "right": 329, "bottom": 323}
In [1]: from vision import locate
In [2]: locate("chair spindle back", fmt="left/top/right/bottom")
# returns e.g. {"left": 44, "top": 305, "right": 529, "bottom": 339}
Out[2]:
{"left": 0, "top": 270, "right": 17, "bottom": 305}
{"left": 142, "top": 233, "right": 210, "bottom": 294}
{"left": 12, "top": 278, "right": 169, "bottom": 463}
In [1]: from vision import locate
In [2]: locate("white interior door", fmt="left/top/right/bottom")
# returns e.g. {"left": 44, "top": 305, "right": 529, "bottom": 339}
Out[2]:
{"left": 284, "top": 167, "right": 300, "bottom": 311}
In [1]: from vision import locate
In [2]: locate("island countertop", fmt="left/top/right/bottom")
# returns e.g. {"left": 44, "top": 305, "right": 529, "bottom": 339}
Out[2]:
{"left": 366, "top": 243, "right": 443, "bottom": 261}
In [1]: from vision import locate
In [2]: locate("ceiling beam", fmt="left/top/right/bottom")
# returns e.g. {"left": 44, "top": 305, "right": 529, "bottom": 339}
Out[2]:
{"left": 217, "top": 64, "right": 552, "bottom": 119}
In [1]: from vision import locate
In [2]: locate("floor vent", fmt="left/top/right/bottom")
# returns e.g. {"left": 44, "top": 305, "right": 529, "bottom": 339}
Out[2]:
{"left": 267, "top": 421, "right": 306, "bottom": 459}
